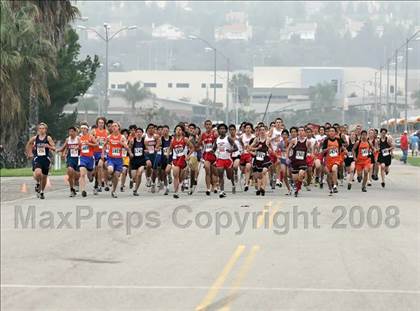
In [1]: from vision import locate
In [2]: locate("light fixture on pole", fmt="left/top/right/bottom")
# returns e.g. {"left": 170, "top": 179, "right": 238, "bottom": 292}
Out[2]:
{"left": 188, "top": 35, "right": 217, "bottom": 120}
{"left": 78, "top": 24, "right": 137, "bottom": 116}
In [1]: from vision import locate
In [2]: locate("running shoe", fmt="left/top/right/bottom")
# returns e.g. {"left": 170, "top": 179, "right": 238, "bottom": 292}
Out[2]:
{"left": 173, "top": 193, "right": 179, "bottom": 199}
{"left": 219, "top": 191, "right": 226, "bottom": 198}
{"left": 206, "top": 190, "right": 211, "bottom": 196}
{"left": 260, "top": 189, "right": 265, "bottom": 196}
{"left": 129, "top": 180, "right": 134, "bottom": 189}
{"left": 151, "top": 184, "right": 156, "bottom": 193}
{"left": 347, "top": 184, "right": 352, "bottom": 190}
{"left": 256, "top": 190, "right": 261, "bottom": 196}
{"left": 333, "top": 185, "right": 338, "bottom": 193}
{"left": 111, "top": 192, "right": 118, "bottom": 198}
{"left": 164, "top": 187, "right": 169, "bottom": 196}
{"left": 35, "top": 183, "right": 40, "bottom": 193}
{"left": 362, "top": 187, "right": 367, "bottom": 192}
{"left": 93, "top": 188, "right": 98, "bottom": 195}
{"left": 133, "top": 190, "right": 139, "bottom": 196}
{"left": 82, "top": 190, "right": 87, "bottom": 197}
{"left": 232, "top": 185, "right": 236, "bottom": 194}
{"left": 146, "top": 178, "right": 151, "bottom": 187}
{"left": 39, "top": 192, "right": 45, "bottom": 199}
{"left": 120, "top": 186, "right": 125, "bottom": 192}
{"left": 244, "top": 185, "right": 249, "bottom": 192}
{"left": 381, "top": 182, "right": 385, "bottom": 188}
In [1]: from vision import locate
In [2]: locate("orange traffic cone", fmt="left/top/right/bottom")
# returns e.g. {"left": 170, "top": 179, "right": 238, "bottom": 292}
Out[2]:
{"left": 20, "top": 183, "right": 28, "bottom": 193}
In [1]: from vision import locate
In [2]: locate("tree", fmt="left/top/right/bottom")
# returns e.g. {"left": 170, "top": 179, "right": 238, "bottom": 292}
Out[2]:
{"left": 119, "top": 81, "right": 154, "bottom": 119}
{"left": 39, "top": 28, "right": 100, "bottom": 142}
{"left": 309, "top": 83, "right": 337, "bottom": 115}
{"left": 1, "top": 0, "right": 78, "bottom": 167}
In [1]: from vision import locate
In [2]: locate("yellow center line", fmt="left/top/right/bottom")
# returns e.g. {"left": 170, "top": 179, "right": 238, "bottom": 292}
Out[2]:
{"left": 195, "top": 245, "right": 246, "bottom": 311}
{"left": 218, "top": 245, "right": 260, "bottom": 311}
{"left": 256, "top": 201, "right": 271, "bottom": 229}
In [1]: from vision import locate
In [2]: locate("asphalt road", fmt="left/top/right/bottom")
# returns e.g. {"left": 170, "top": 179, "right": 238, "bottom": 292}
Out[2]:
{"left": 1, "top": 161, "right": 419, "bottom": 310}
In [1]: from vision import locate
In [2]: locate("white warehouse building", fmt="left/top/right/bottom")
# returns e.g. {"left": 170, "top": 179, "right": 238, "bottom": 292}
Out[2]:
{"left": 109, "top": 70, "right": 230, "bottom": 107}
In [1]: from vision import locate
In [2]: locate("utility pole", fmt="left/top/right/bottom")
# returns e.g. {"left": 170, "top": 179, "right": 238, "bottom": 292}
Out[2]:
{"left": 404, "top": 38, "right": 409, "bottom": 132}
{"left": 386, "top": 60, "right": 390, "bottom": 130}
{"left": 394, "top": 51, "right": 398, "bottom": 132}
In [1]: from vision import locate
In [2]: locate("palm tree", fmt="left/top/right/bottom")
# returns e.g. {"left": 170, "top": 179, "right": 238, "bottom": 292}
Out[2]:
{"left": 119, "top": 81, "right": 154, "bottom": 119}
{"left": 0, "top": 0, "right": 78, "bottom": 167}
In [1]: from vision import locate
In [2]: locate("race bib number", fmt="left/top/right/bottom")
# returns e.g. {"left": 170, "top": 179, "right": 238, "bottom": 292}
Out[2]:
{"left": 205, "top": 143, "right": 213, "bottom": 152}
{"left": 112, "top": 148, "right": 121, "bottom": 156}
{"left": 256, "top": 151, "right": 265, "bottom": 161}
{"left": 81, "top": 144, "right": 89, "bottom": 154}
{"left": 147, "top": 145, "right": 155, "bottom": 153}
{"left": 347, "top": 151, "right": 353, "bottom": 158}
{"left": 98, "top": 138, "right": 105, "bottom": 149}
{"left": 37, "top": 146, "right": 46, "bottom": 156}
{"left": 122, "top": 149, "right": 127, "bottom": 157}
{"left": 382, "top": 149, "right": 389, "bottom": 156}
{"left": 329, "top": 148, "right": 338, "bottom": 157}
{"left": 70, "top": 148, "right": 78, "bottom": 157}
{"left": 361, "top": 148, "right": 369, "bottom": 157}
{"left": 134, "top": 148, "right": 143, "bottom": 157}
{"left": 295, "top": 150, "right": 305, "bottom": 160}
{"left": 174, "top": 147, "right": 184, "bottom": 155}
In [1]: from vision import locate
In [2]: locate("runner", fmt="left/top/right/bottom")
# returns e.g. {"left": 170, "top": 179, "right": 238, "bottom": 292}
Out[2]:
{"left": 144, "top": 124, "right": 161, "bottom": 193}
{"left": 129, "top": 127, "right": 146, "bottom": 196}
{"left": 269, "top": 118, "right": 284, "bottom": 189}
{"left": 91, "top": 117, "right": 108, "bottom": 193}
{"left": 101, "top": 122, "right": 132, "bottom": 198}
{"left": 239, "top": 122, "right": 255, "bottom": 192}
{"left": 214, "top": 124, "right": 238, "bottom": 198}
{"left": 353, "top": 130, "right": 375, "bottom": 192}
{"left": 229, "top": 124, "right": 242, "bottom": 187}
{"left": 344, "top": 131, "right": 357, "bottom": 190}
{"left": 249, "top": 124, "right": 272, "bottom": 196}
{"left": 377, "top": 128, "right": 394, "bottom": 188}
{"left": 78, "top": 123, "right": 97, "bottom": 197}
{"left": 158, "top": 125, "right": 172, "bottom": 195}
{"left": 287, "top": 126, "right": 312, "bottom": 197}
{"left": 313, "top": 125, "right": 326, "bottom": 188}
{"left": 278, "top": 129, "right": 292, "bottom": 195}
{"left": 200, "top": 120, "right": 218, "bottom": 196}
{"left": 120, "top": 129, "right": 130, "bottom": 192}
{"left": 368, "top": 128, "right": 379, "bottom": 185}
{"left": 26, "top": 122, "right": 56, "bottom": 199}
{"left": 59, "top": 127, "right": 80, "bottom": 197}
{"left": 322, "top": 127, "right": 345, "bottom": 195}
{"left": 187, "top": 123, "right": 201, "bottom": 195}
{"left": 305, "top": 126, "right": 316, "bottom": 191}
{"left": 168, "top": 124, "right": 194, "bottom": 198}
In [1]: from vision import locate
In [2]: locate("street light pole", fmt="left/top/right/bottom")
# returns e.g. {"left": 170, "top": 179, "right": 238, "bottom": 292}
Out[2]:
{"left": 78, "top": 24, "right": 137, "bottom": 117}
{"left": 225, "top": 58, "right": 230, "bottom": 125}
{"left": 386, "top": 59, "right": 390, "bottom": 129}
{"left": 213, "top": 49, "right": 217, "bottom": 120}
{"left": 394, "top": 51, "right": 398, "bottom": 132}
{"left": 404, "top": 38, "right": 409, "bottom": 132}
{"left": 379, "top": 66, "right": 382, "bottom": 127}
{"left": 374, "top": 71, "right": 378, "bottom": 128}
{"left": 104, "top": 25, "right": 109, "bottom": 117}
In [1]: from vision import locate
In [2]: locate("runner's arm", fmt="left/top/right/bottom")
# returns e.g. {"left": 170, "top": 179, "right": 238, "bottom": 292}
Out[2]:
{"left": 46, "top": 136, "right": 56, "bottom": 152}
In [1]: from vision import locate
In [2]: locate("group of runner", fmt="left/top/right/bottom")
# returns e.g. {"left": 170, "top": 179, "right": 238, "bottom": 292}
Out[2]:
{"left": 26, "top": 117, "right": 395, "bottom": 199}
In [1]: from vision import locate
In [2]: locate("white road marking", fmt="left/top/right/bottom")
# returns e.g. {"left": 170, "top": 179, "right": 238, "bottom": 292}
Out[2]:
{"left": 1, "top": 284, "right": 419, "bottom": 295}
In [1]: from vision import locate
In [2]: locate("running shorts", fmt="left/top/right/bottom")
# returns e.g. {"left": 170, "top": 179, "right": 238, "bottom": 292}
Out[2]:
{"left": 78, "top": 156, "right": 95, "bottom": 171}
{"left": 216, "top": 158, "right": 233, "bottom": 169}
{"left": 107, "top": 157, "right": 123, "bottom": 173}
{"left": 32, "top": 157, "right": 50, "bottom": 176}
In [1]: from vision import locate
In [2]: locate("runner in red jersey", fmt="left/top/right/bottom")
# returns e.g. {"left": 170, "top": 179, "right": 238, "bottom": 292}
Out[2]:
{"left": 199, "top": 120, "right": 218, "bottom": 196}
{"left": 167, "top": 124, "right": 193, "bottom": 198}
